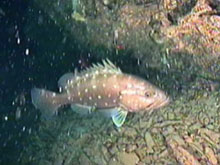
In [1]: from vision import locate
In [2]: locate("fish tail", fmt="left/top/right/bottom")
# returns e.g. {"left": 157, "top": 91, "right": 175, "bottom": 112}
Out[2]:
{"left": 31, "top": 88, "right": 61, "bottom": 119}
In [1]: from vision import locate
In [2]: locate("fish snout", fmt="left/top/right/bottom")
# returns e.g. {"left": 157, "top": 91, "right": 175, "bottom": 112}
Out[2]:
{"left": 155, "top": 90, "right": 170, "bottom": 108}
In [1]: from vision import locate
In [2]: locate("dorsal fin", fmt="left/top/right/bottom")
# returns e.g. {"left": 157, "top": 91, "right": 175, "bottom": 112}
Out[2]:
{"left": 79, "top": 59, "right": 122, "bottom": 76}
{"left": 58, "top": 72, "right": 75, "bottom": 91}
{"left": 57, "top": 59, "right": 122, "bottom": 92}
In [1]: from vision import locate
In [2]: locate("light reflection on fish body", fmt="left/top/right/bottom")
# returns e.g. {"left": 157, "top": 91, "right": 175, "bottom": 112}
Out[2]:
{"left": 31, "top": 59, "right": 169, "bottom": 127}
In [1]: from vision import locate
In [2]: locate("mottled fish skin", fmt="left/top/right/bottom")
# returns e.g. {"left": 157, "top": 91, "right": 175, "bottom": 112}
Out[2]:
{"left": 31, "top": 59, "right": 169, "bottom": 126}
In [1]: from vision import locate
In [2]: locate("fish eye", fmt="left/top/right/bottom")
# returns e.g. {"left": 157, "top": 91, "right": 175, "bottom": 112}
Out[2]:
{"left": 145, "top": 92, "right": 150, "bottom": 97}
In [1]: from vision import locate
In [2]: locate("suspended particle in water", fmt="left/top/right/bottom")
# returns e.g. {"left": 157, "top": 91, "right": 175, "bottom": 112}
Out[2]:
{"left": 25, "top": 48, "right": 29, "bottom": 55}
{"left": 16, "top": 107, "right": 21, "bottom": 120}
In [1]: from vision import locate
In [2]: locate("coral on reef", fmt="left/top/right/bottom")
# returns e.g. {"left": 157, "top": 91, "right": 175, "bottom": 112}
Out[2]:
{"left": 162, "top": 0, "right": 220, "bottom": 57}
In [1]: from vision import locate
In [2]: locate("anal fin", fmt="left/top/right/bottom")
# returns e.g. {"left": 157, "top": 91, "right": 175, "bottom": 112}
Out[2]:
{"left": 71, "top": 104, "right": 95, "bottom": 115}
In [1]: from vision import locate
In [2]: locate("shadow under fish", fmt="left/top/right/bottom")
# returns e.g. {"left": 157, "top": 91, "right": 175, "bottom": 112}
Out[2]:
{"left": 31, "top": 59, "right": 170, "bottom": 127}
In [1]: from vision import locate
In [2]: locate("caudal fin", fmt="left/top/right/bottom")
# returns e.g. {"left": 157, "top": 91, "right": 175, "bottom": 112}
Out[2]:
{"left": 31, "top": 88, "right": 61, "bottom": 119}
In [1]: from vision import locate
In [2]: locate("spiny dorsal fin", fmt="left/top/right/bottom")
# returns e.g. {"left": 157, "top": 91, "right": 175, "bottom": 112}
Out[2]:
{"left": 78, "top": 59, "right": 122, "bottom": 76}
{"left": 58, "top": 59, "right": 122, "bottom": 92}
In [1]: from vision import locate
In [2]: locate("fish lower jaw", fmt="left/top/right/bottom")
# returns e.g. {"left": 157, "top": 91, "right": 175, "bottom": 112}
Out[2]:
{"left": 153, "top": 98, "right": 170, "bottom": 110}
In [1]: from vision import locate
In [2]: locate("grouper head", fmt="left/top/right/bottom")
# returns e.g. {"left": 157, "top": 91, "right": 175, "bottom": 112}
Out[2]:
{"left": 119, "top": 75, "right": 170, "bottom": 112}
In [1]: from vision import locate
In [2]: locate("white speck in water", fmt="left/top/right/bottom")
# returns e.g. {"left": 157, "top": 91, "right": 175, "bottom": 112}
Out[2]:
{"left": 16, "top": 108, "right": 21, "bottom": 120}
{"left": 78, "top": 91, "right": 81, "bottom": 96}
{"left": 105, "top": 102, "right": 108, "bottom": 106}
{"left": 17, "top": 38, "right": 20, "bottom": 44}
{"left": 22, "top": 126, "right": 26, "bottom": 131}
{"left": 25, "top": 48, "right": 29, "bottom": 55}
{"left": 85, "top": 88, "right": 88, "bottom": 93}
{"left": 113, "top": 99, "right": 116, "bottom": 103}
{"left": 98, "top": 95, "right": 102, "bottom": 99}
{"left": 89, "top": 96, "right": 92, "bottom": 100}
{"left": 92, "top": 85, "right": 96, "bottom": 89}
{"left": 4, "top": 116, "right": 8, "bottom": 121}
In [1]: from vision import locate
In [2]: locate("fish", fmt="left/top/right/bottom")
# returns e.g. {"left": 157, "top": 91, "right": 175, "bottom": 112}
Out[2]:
{"left": 31, "top": 59, "right": 169, "bottom": 127}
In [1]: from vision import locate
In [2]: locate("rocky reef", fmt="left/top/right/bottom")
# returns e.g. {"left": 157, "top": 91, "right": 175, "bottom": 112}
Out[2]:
{"left": 21, "top": 0, "right": 220, "bottom": 164}
{"left": 22, "top": 78, "right": 220, "bottom": 164}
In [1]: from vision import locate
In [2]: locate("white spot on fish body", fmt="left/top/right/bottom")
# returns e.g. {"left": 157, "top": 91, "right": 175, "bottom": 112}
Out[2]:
{"left": 52, "top": 93, "right": 56, "bottom": 97}
{"left": 76, "top": 76, "right": 80, "bottom": 80}
{"left": 89, "top": 96, "right": 92, "bottom": 100}
{"left": 113, "top": 85, "right": 118, "bottom": 89}
{"left": 67, "top": 90, "right": 71, "bottom": 95}
{"left": 92, "top": 85, "right": 96, "bottom": 89}
{"left": 85, "top": 88, "right": 88, "bottom": 93}
{"left": 104, "top": 74, "right": 107, "bottom": 78}
{"left": 85, "top": 73, "right": 89, "bottom": 77}
{"left": 103, "top": 83, "right": 106, "bottom": 87}
{"left": 108, "top": 94, "right": 111, "bottom": 98}
{"left": 113, "top": 99, "right": 116, "bottom": 103}
{"left": 78, "top": 91, "right": 81, "bottom": 96}
{"left": 105, "top": 102, "right": 108, "bottom": 106}
{"left": 98, "top": 95, "right": 102, "bottom": 99}
{"left": 127, "top": 83, "right": 132, "bottom": 88}
{"left": 80, "top": 98, "right": 82, "bottom": 101}
{"left": 77, "top": 83, "right": 80, "bottom": 87}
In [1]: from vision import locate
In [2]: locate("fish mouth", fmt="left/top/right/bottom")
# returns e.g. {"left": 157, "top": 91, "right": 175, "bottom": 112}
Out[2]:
{"left": 158, "top": 96, "right": 170, "bottom": 108}
{"left": 148, "top": 92, "right": 170, "bottom": 110}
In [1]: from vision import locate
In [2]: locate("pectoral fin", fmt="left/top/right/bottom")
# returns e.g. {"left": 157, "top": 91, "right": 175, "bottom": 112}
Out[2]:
{"left": 111, "top": 108, "right": 128, "bottom": 127}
